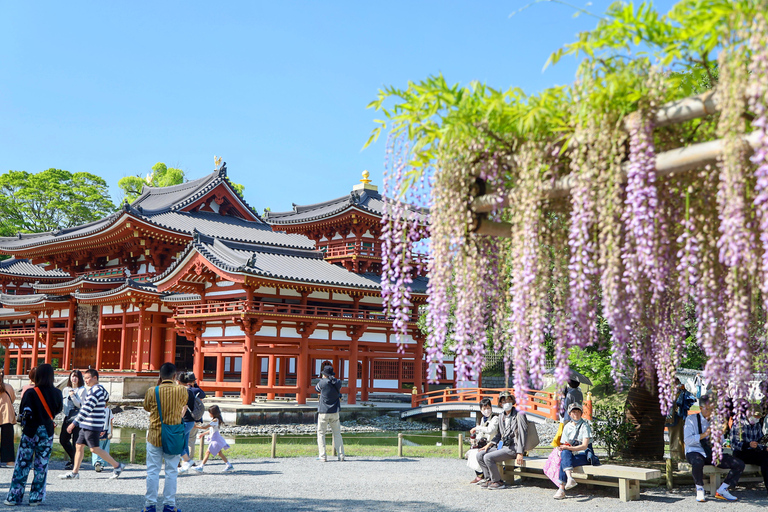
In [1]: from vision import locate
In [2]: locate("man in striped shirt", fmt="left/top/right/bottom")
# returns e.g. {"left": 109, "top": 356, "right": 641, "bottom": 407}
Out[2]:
{"left": 59, "top": 369, "right": 125, "bottom": 480}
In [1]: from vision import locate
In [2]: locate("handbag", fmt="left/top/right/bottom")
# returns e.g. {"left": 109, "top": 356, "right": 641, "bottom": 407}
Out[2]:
{"left": 551, "top": 422, "right": 565, "bottom": 448}
{"left": 523, "top": 415, "right": 540, "bottom": 452}
{"left": 155, "top": 386, "right": 185, "bottom": 455}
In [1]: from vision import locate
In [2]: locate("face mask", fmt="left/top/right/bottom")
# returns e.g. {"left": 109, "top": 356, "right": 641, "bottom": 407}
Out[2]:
{"left": 749, "top": 417, "right": 759, "bottom": 425}
{"left": 502, "top": 402, "right": 513, "bottom": 412}
{"left": 481, "top": 409, "right": 492, "bottom": 417}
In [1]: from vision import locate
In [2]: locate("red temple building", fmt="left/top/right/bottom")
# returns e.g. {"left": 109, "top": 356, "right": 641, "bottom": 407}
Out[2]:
{"left": 0, "top": 166, "right": 447, "bottom": 404}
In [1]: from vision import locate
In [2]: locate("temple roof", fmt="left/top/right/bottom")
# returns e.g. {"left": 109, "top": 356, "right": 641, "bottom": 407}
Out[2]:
{"left": 73, "top": 279, "right": 160, "bottom": 301}
{"left": 33, "top": 275, "right": 129, "bottom": 292}
{"left": 131, "top": 166, "right": 262, "bottom": 221}
{"left": 155, "top": 235, "right": 428, "bottom": 294}
{"left": 0, "top": 293, "right": 69, "bottom": 307}
{"left": 0, "top": 258, "right": 71, "bottom": 279}
{"left": 264, "top": 188, "right": 429, "bottom": 225}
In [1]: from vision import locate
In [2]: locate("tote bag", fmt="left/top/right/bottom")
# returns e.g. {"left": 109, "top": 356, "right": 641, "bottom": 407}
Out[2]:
{"left": 543, "top": 447, "right": 562, "bottom": 486}
{"left": 155, "top": 387, "right": 185, "bottom": 455}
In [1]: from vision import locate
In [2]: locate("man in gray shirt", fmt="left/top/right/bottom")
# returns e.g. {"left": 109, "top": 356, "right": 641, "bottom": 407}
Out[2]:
{"left": 315, "top": 366, "right": 344, "bottom": 462}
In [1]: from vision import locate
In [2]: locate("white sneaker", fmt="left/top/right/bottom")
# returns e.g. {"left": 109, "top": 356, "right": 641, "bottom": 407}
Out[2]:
{"left": 565, "top": 478, "right": 578, "bottom": 490}
{"left": 58, "top": 472, "right": 79, "bottom": 480}
{"left": 715, "top": 488, "right": 738, "bottom": 501}
{"left": 223, "top": 463, "right": 234, "bottom": 472}
{"left": 338, "top": 454, "right": 345, "bottom": 462}
{"left": 553, "top": 488, "right": 566, "bottom": 500}
{"left": 180, "top": 461, "right": 192, "bottom": 473}
{"left": 696, "top": 489, "right": 706, "bottom": 502}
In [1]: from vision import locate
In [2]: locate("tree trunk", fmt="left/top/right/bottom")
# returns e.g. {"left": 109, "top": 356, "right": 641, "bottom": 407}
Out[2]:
{"left": 622, "top": 366, "right": 666, "bottom": 460}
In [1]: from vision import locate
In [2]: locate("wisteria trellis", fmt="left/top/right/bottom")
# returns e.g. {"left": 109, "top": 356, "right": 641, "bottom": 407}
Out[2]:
{"left": 379, "top": 13, "right": 768, "bottom": 458}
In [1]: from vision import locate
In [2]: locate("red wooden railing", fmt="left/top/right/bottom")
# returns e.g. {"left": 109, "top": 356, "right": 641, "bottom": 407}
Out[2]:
{"left": 174, "top": 300, "right": 417, "bottom": 323}
{"left": 324, "top": 243, "right": 381, "bottom": 258}
{"left": 0, "top": 328, "right": 36, "bottom": 338}
{"left": 409, "top": 387, "right": 593, "bottom": 421}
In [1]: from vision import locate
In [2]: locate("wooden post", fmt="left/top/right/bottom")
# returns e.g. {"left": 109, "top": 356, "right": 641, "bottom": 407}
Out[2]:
{"left": 94, "top": 308, "right": 104, "bottom": 370}
{"left": 134, "top": 306, "right": 146, "bottom": 371}
{"left": 458, "top": 434, "right": 464, "bottom": 459}
{"left": 2, "top": 342, "right": 10, "bottom": 374}
{"left": 31, "top": 314, "right": 40, "bottom": 369}
{"left": 297, "top": 335, "right": 309, "bottom": 404}
{"left": 266, "top": 352, "right": 276, "bottom": 400}
{"left": 44, "top": 310, "right": 53, "bottom": 365}
{"left": 397, "top": 433, "right": 403, "bottom": 457}
{"left": 130, "top": 433, "right": 136, "bottom": 463}
{"left": 666, "top": 458, "right": 673, "bottom": 490}
{"left": 63, "top": 299, "right": 75, "bottom": 370}
{"left": 215, "top": 353, "right": 224, "bottom": 398}
{"left": 271, "top": 433, "right": 277, "bottom": 458}
{"left": 118, "top": 306, "right": 128, "bottom": 370}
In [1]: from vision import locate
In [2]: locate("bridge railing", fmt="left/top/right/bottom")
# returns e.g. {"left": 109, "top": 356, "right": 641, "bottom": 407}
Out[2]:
{"left": 410, "top": 387, "right": 592, "bottom": 421}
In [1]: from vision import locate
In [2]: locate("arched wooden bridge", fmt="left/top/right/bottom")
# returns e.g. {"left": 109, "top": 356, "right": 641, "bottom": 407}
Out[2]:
{"left": 401, "top": 387, "right": 593, "bottom": 425}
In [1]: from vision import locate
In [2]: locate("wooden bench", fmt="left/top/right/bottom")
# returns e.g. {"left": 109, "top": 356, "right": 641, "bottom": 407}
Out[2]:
{"left": 677, "top": 462, "right": 762, "bottom": 495}
{"left": 501, "top": 457, "right": 661, "bottom": 502}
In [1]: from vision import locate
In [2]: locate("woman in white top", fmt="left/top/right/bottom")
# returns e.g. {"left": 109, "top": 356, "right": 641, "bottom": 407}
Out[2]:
{"left": 554, "top": 402, "right": 593, "bottom": 499}
{"left": 467, "top": 398, "right": 499, "bottom": 483}
{"left": 60, "top": 370, "right": 86, "bottom": 470}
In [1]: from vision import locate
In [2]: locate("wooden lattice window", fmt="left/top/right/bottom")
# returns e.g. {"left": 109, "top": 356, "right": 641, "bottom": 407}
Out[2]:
{"left": 372, "top": 360, "right": 398, "bottom": 379}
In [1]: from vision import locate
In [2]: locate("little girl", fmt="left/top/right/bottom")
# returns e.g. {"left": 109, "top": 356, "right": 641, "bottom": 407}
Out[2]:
{"left": 193, "top": 405, "right": 233, "bottom": 472}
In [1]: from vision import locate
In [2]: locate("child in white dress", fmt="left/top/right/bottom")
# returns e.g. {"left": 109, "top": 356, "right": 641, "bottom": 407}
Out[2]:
{"left": 193, "top": 405, "right": 233, "bottom": 472}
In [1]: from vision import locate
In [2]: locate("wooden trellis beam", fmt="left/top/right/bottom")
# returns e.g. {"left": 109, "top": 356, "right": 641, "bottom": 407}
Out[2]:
{"left": 473, "top": 129, "right": 761, "bottom": 237}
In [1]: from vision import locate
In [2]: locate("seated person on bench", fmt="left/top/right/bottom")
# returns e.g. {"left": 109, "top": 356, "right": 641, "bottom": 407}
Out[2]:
{"left": 684, "top": 393, "right": 744, "bottom": 502}
{"left": 468, "top": 398, "right": 499, "bottom": 484}
{"left": 553, "top": 402, "right": 595, "bottom": 500}
{"left": 731, "top": 405, "right": 768, "bottom": 495}
{"left": 476, "top": 391, "right": 528, "bottom": 490}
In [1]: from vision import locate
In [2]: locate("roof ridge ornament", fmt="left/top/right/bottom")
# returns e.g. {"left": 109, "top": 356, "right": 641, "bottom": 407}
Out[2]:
{"left": 193, "top": 228, "right": 200, "bottom": 243}
{"left": 214, "top": 156, "right": 226, "bottom": 177}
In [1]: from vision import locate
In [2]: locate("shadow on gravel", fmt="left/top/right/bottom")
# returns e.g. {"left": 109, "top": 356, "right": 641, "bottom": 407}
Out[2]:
{"left": 41, "top": 491, "right": 478, "bottom": 512}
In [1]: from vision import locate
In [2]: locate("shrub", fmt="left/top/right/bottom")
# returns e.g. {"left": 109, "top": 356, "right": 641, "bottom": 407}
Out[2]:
{"left": 592, "top": 404, "right": 635, "bottom": 460}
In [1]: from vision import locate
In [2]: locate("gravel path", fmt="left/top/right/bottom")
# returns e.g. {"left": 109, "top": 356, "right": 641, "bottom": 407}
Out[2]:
{"left": 4, "top": 457, "right": 766, "bottom": 511}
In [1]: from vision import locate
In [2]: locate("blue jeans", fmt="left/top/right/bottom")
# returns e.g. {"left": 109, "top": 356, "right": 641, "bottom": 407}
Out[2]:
{"left": 181, "top": 420, "right": 195, "bottom": 458}
{"left": 559, "top": 450, "right": 590, "bottom": 484}
{"left": 91, "top": 439, "right": 111, "bottom": 465}
{"left": 6, "top": 425, "right": 52, "bottom": 505}
{"left": 145, "top": 442, "right": 180, "bottom": 508}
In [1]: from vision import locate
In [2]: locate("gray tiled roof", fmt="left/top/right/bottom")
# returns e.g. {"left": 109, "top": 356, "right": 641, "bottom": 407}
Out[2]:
{"left": 0, "top": 259, "right": 71, "bottom": 279}
{"left": 265, "top": 189, "right": 429, "bottom": 225}
{"left": 131, "top": 167, "right": 262, "bottom": 221}
{"left": 162, "top": 293, "right": 203, "bottom": 303}
{"left": 157, "top": 235, "right": 428, "bottom": 293}
{"left": 0, "top": 215, "right": 121, "bottom": 251}
{"left": 0, "top": 293, "right": 69, "bottom": 306}
{"left": 33, "top": 275, "right": 128, "bottom": 291}
{"left": 73, "top": 279, "right": 159, "bottom": 300}
{"left": 144, "top": 211, "right": 315, "bottom": 250}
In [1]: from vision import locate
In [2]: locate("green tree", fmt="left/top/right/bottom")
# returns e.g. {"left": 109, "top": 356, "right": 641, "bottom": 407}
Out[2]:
{"left": 118, "top": 162, "right": 186, "bottom": 203}
{"left": 0, "top": 168, "right": 116, "bottom": 234}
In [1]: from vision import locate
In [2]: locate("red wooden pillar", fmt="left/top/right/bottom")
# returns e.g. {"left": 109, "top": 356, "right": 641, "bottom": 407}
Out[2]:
{"left": 163, "top": 323, "right": 175, "bottom": 367}
{"left": 415, "top": 338, "right": 424, "bottom": 395}
{"left": 16, "top": 341, "right": 23, "bottom": 376}
{"left": 297, "top": 336, "right": 309, "bottom": 404}
{"left": 193, "top": 332, "right": 204, "bottom": 384}
{"left": 277, "top": 356, "right": 285, "bottom": 397}
{"left": 360, "top": 353, "right": 369, "bottom": 401}
{"left": 44, "top": 311, "right": 53, "bottom": 365}
{"left": 215, "top": 352, "right": 224, "bottom": 398}
{"left": 266, "top": 350, "right": 276, "bottom": 400}
{"left": 31, "top": 314, "right": 40, "bottom": 369}
{"left": 150, "top": 317, "right": 163, "bottom": 370}
{"left": 241, "top": 330, "right": 254, "bottom": 405}
{"left": 95, "top": 307, "right": 105, "bottom": 370}
{"left": 118, "top": 307, "right": 128, "bottom": 370}
{"left": 134, "top": 306, "right": 146, "bottom": 371}
{"left": 348, "top": 336, "right": 359, "bottom": 404}
{"left": 63, "top": 300, "right": 75, "bottom": 370}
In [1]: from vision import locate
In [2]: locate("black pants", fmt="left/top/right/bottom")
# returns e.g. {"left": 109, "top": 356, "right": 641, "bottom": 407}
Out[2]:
{"left": 59, "top": 416, "right": 81, "bottom": 462}
{"left": 686, "top": 451, "right": 745, "bottom": 487}
{"left": 734, "top": 449, "right": 768, "bottom": 490}
{"left": 0, "top": 423, "right": 15, "bottom": 463}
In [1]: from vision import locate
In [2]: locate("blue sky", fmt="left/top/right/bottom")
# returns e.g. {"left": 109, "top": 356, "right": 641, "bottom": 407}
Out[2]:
{"left": 1, "top": 0, "right": 676, "bottom": 214}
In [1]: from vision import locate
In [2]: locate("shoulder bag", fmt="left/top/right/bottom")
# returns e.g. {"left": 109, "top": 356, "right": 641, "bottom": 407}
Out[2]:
{"left": 155, "top": 386, "right": 185, "bottom": 455}
{"left": 34, "top": 387, "right": 56, "bottom": 428}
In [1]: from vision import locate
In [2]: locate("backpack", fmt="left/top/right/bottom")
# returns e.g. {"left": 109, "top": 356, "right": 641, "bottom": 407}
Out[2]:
{"left": 191, "top": 390, "right": 205, "bottom": 422}
{"left": 523, "top": 415, "right": 540, "bottom": 453}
